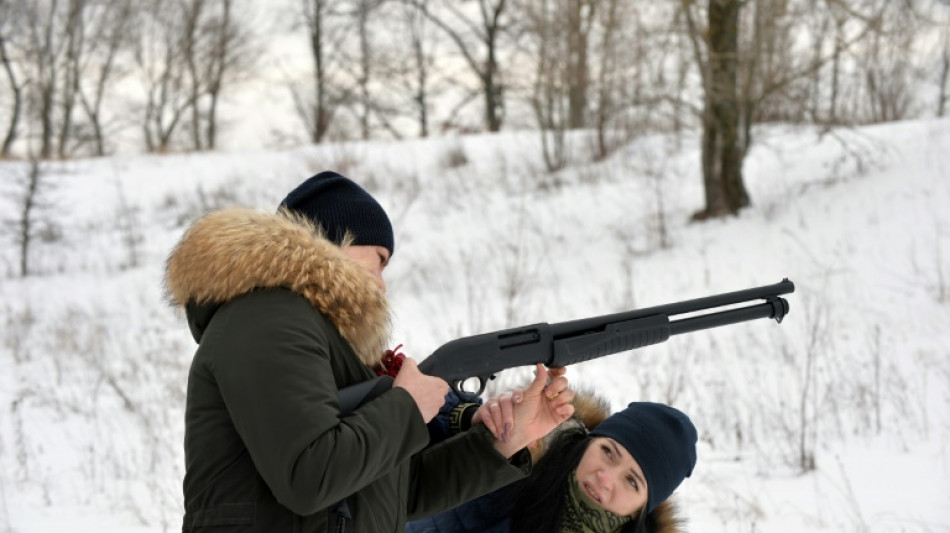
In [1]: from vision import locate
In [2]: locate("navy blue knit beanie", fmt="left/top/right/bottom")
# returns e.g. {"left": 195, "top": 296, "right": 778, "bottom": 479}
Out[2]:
{"left": 589, "top": 402, "right": 697, "bottom": 513}
{"left": 279, "top": 171, "right": 394, "bottom": 257}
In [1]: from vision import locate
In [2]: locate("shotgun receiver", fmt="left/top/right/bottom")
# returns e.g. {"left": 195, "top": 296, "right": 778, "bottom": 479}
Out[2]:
{"left": 339, "top": 278, "right": 795, "bottom": 413}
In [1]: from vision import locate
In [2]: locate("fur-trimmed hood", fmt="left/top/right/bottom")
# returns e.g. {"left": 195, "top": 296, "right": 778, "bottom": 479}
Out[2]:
{"left": 164, "top": 207, "right": 390, "bottom": 366}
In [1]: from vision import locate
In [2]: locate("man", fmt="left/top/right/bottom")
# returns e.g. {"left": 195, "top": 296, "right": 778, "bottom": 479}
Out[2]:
{"left": 165, "top": 170, "right": 575, "bottom": 532}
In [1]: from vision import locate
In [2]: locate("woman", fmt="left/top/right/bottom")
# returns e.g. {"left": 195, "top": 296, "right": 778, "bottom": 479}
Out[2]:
{"left": 408, "top": 392, "right": 697, "bottom": 533}
{"left": 165, "top": 171, "right": 575, "bottom": 532}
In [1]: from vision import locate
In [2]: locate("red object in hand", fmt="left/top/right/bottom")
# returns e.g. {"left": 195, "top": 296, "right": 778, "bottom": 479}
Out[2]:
{"left": 376, "top": 344, "right": 405, "bottom": 378}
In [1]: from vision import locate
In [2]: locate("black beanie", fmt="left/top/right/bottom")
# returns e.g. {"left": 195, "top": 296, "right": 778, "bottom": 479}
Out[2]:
{"left": 589, "top": 402, "right": 697, "bottom": 513}
{"left": 279, "top": 171, "right": 394, "bottom": 256}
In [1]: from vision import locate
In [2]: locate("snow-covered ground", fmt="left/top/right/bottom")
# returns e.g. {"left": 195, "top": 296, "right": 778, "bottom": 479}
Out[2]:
{"left": 1, "top": 118, "right": 948, "bottom": 532}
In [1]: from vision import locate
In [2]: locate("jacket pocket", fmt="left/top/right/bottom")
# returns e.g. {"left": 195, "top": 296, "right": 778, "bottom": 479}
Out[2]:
{"left": 184, "top": 502, "right": 255, "bottom": 528}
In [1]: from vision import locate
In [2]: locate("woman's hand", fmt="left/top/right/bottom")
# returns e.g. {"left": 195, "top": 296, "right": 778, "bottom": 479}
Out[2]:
{"left": 393, "top": 357, "right": 449, "bottom": 423}
{"left": 491, "top": 365, "right": 574, "bottom": 458}
{"left": 472, "top": 389, "right": 524, "bottom": 442}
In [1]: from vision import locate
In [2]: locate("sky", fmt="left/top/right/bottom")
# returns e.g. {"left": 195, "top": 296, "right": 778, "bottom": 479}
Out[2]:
{"left": 0, "top": 117, "right": 948, "bottom": 532}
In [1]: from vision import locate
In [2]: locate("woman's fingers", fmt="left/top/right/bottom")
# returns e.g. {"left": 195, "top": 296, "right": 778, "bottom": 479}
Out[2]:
{"left": 550, "top": 387, "right": 576, "bottom": 422}
{"left": 525, "top": 364, "right": 549, "bottom": 397}
{"left": 483, "top": 403, "right": 500, "bottom": 437}
{"left": 476, "top": 390, "right": 522, "bottom": 441}
{"left": 544, "top": 372, "right": 569, "bottom": 399}
{"left": 499, "top": 395, "right": 514, "bottom": 442}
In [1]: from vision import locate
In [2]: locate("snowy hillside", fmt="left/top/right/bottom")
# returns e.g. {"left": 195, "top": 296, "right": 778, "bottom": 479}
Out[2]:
{"left": 1, "top": 118, "right": 948, "bottom": 532}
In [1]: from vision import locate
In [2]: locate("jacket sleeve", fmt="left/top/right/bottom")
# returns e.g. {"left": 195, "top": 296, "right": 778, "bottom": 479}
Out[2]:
{"left": 407, "top": 482, "right": 519, "bottom": 533}
{"left": 406, "top": 424, "right": 530, "bottom": 520}
{"left": 206, "top": 289, "right": 431, "bottom": 515}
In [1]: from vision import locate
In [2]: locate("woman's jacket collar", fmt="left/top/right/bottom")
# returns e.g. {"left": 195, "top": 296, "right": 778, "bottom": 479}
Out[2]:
{"left": 164, "top": 207, "right": 391, "bottom": 366}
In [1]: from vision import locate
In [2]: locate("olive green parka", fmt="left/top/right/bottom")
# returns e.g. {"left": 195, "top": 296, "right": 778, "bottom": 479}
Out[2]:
{"left": 165, "top": 208, "right": 528, "bottom": 532}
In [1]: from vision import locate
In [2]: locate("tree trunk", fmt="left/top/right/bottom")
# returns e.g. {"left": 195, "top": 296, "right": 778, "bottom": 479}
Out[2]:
{"left": 0, "top": 32, "right": 22, "bottom": 157}
{"left": 19, "top": 159, "right": 40, "bottom": 277}
{"left": 408, "top": 3, "right": 430, "bottom": 137}
{"left": 58, "top": 0, "right": 85, "bottom": 159}
{"left": 205, "top": 0, "right": 233, "bottom": 150}
{"left": 483, "top": 36, "right": 502, "bottom": 132}
{"left": 357, "top": 0, "right": 372, "bottom": 140}
{"left": 307, "top": 0, "right": 331, "bottom": 143}
{"left": 695, "top": 0, "right": 748, "bottom": 220}
{"left": 593, "top": 0, "right": 620, "bottom": 159}
{"left": 184, "top": 0, "right": 204, "bottom": 150}
{"left": 566, "top": 0, "right": 591, "bottom": 130}
{"left": 939, "top": 30, "right": 948, "bottom": 117}
{"left": 37, "top": 1, "right": 58, "bottom": 159}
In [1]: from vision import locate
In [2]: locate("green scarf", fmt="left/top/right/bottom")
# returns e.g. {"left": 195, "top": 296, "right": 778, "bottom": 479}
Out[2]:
{"left": 557, "top": 470, "right": 632, "bottom": 533}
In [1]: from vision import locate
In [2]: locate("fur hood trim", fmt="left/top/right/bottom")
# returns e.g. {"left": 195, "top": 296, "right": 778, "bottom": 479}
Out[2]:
{"left": 164, "top": 207, "right": 390, "bottom": 366}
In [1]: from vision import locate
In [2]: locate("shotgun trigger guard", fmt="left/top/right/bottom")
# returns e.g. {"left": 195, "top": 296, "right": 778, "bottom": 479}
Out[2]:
{"left": 452, "top": 375, "right": 494, "bottom": 397}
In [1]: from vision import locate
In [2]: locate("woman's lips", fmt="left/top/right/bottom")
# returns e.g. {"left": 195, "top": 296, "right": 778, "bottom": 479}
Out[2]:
{"left": 583, "top": 481, "right": 603, "bottom": 504}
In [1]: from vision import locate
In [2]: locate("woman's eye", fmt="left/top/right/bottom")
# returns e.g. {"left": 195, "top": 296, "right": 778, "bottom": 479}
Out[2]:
{"left": 601, "top": 445, "right": 612, "bottom": 458}
{"left": 627, "top": 477, "right": 638, "bottom": 490}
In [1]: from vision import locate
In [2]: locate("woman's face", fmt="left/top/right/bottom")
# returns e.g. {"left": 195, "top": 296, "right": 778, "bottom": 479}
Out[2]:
{"left": 575, "top": 437, "right": 648, "bottom": 516}
{"left": 341, "top": 244, "right": 390, "bottom": 292}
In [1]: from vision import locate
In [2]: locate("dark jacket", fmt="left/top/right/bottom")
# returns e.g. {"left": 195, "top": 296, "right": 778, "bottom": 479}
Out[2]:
{"left": 165, "top": 208, "right": 529, "bottom": 532}
{"left": 407, "top": 393, "right": 686, "bottom": 533}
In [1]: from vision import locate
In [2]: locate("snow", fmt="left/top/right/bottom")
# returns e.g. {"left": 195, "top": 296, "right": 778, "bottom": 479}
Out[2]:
{"left": 1, "top": 117, "right": 949, "bottom": 532}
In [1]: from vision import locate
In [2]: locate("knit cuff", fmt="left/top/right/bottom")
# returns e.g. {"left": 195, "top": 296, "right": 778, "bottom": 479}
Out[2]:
{"left": 449, "top": 403, "right": 480, "bottom": 434}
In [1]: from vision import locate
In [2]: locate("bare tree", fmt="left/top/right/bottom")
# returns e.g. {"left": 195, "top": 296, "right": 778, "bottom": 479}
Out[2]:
{"left": 8, "top": 158, "right": 57, "bottom": 277}
{"left": 55, "top": 0, "right": 84, "bottom": 158}
{"left": 858, "top": 2, "right": 918, "bottom": 123}
{"left": 0, "top": 0, "right": 25, "bottom": 158}
{"left": 291, "top": 0, "right": 343, "bottom": 143}
{"left": 812, "top": 8, "right": 837, "bottom": 124}
{"left": 404, "top": 0, "right": 436, "bottom": 137}
{"left": 22, "top": 0, "right": 64, "bottom": 159}
{"left": 134, "top": 0, "right": 257, "bottom": 152}
{"left": 680, "top": 0, "right": 885, "bottom": 219}
{"left": 367, "top": 0, "right": 459, "bottom": 139}
{"left": 565, "top": 0, "right": 595, "bottom": 129}
{"left": 179, "top": 0, "right": 258, "bottom": 150}
{"left": 590, "top": 0, "right": 624, "bottom": 160}
{"left": 519, "top": 0, "right": 631, "bottom": 170}
{"left": 814, "top": 0, "right": 946, "bottom": 126}
{"left": 51, "top": 0, "right": 140, "bottom": 157}
{"left": 524, "top": 0, "right": 570, "bottom": 172}
{"left": 683, "top": 0, "right": 749, "bottom": 219}
{"left": 181, "top": 0, "right": 204, "bottom": 150}
{"left": 0, "top": 0, "right": 133, "bottom": 158}
{"left": 407, "top": 0, "right": 510, "bottom": 132}
{"left": 933, "top": 0, "right": 950, "bottom": 118}
{"left": 351, "top": 0, "right": 386, "bottom": 140}
{"left": 204, "top": 0, "right": 254, "bottom": 149}
{"left": 135, "top": 0, "right": 193, "bottom": 152}
{"left": 940, "top": 26, "right": 949, "bottom": 117}
{"left": 72, "top": 0, "right": 133, "bottom": 156}
{"left": 332, "top": 0, "right": 406, "bottom": 140}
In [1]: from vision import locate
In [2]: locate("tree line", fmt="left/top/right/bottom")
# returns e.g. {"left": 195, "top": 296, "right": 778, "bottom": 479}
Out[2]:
{"left": 1, "top": 0, "right": 948, "bottom": 217}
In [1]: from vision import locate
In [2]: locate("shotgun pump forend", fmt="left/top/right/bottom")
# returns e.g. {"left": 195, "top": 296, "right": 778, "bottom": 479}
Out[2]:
{"left": 339, "top": 278, "right": 795, "bottom": 413}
